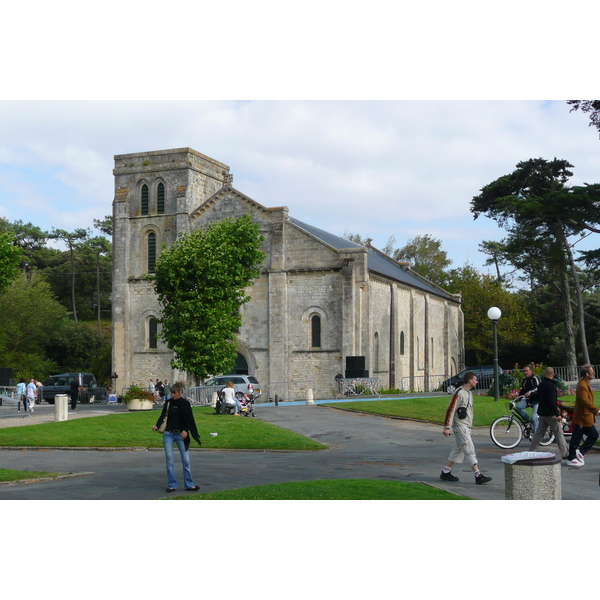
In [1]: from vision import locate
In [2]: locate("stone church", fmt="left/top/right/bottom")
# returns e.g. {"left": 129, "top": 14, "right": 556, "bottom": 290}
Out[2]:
{"left": 112, "top": 147, "right": 464, "bottom": 400}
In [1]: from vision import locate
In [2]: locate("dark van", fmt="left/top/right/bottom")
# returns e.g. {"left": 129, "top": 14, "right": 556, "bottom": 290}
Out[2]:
{"left": 42, "top": 372, "right": 98, "bottom": 404}
{"left": 441, "top": 366, "right": 502, "bottom": 394}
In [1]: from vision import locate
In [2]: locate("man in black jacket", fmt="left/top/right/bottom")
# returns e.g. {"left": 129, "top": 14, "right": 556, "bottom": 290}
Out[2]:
{"left": 152, "top": 381, "right": 202, "bottom": 492}
{"left": 515, "top": 364, "right": 541, "bottom": 433}
{"left": 528, "top": 366, "right": 568, "bottom": 458}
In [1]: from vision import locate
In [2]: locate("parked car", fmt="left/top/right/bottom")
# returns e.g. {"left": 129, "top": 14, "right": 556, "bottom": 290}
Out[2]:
{"left": 441, "top": 366, "right": 503, "bottom": 394}
{"left": 203, "top": 375, "right": 261, "bottom": 399}
{"left": 42, "top": 372, "right": 99, "bottom": 404}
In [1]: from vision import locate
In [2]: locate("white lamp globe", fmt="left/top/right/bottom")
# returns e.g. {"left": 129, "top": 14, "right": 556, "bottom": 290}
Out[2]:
{"left": 487, "top": 306, "right": 502, "bottom": 321}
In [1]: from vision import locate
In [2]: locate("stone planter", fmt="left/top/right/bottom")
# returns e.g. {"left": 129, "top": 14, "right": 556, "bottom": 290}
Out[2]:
{"left": 125, "top": 398, "right": 155, "bottom": 411}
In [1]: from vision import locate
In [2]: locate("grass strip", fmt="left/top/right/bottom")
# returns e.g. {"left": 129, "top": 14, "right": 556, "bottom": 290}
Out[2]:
{"left": 0, "top": 407, "right": 327, "bottom": 451}
{"left": 172, "top": 478, "right": 470, "bottom": 500}
{"left": 0, "top": 468, "right": 64, "bottom": 482}
{"left": 323, "top": 393, "right": 586, "bottom": 427}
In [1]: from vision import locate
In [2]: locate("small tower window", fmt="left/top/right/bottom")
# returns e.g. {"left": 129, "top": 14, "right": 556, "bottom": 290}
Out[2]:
{"left": 148, "top": 232, "right": 156, "bottom": 273}
{"left": 157, "top": 182, "right": 165, "bottom": 214}
{"left": 141, "top": 184, "right": 149, "bottom": 215}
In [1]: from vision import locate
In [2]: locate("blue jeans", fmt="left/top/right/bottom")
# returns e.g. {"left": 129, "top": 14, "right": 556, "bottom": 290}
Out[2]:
{"left": 226, "top": 398, "right": 242, "bottom": 414}
{"left": 162, "top": 431, "right": 195, "bottom": 489}
{"left": 515, "top": 398, "right": 538, "bottom": 433}
{"left": 568, "top": 424, "right": 599, "bottom": 460}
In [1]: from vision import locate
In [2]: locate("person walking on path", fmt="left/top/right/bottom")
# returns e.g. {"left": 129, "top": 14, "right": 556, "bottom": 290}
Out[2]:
{"left": 152, "top": 381, "right": 202, "bottom": 492}
{"left": 15, "top": 377, "right": 27, "bottom": 412}
{"left": 69, "top": 378, "right": 79, "bottom": 410}
{"left": 15, "top": 378, "right": 26, "bottom": 413}
{"left": 566, "top": 365, "right": 600, "bottom": 467}
{"left": 441, "top": 371, "right": 492, "bottom": 485}
{"left": 26, "top": 378, "right": 37, "bottom": 413}
{"left": 528, "top": 366, "right": 569, "bottom": 459}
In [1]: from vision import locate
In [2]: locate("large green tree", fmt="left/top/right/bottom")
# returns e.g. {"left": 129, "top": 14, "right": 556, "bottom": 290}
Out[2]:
{"left": 0, "top": 272, "right": 67, "bottom": 378}
{"left": 391, "top": 234, "right": 452, "bottom": 287}
{"left": 568, "top": 100, "right": 600, "bottom": 137}
{"left": 49, "top": 227, "right": 89, "bottom": 323}
{"left": 153, "top": 215, "right": 265, "bottom": 381}
{"left": 445, "top": 265, "right": 534, "bottom": 366}
{"left": 471, "top": 158, "right": 600, "bottom": 369}
{"left": 0, "top": 230, "right": 22, "bottom": 294}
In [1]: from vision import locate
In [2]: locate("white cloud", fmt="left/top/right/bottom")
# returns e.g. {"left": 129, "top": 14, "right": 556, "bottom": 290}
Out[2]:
{"left": 1, "top": 97, "right": 599, "bottom": 273}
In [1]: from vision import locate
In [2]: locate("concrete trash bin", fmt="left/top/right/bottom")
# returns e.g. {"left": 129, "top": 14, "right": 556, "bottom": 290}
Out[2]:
{"left": 55, "top": 394, "right": 69, "bottom": 422}
{"left": 503, "top": 453, "right": 561, "bottom": 500}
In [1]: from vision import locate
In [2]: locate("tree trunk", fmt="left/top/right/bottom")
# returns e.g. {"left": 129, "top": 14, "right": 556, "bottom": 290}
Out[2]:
{"left": 96, "top": 253, "right": 102, "bottom": 335}
{"left": 69, "top": 243, "right": 78, "bottom": 323}
{"left": 559, "top": 269, "right": 578, "bottom": 380}
{"left": 557, "top": 223, "right": 590, "bottom": 364}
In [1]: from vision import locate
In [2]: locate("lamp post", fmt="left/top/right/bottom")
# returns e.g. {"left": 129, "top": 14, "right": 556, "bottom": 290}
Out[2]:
{"left": 487, "top": 307, "right": 502, "bottom": 402}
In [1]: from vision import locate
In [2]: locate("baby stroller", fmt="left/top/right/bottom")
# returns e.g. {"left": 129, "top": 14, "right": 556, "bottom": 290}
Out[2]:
{"left": 215, "top": 390, "right": 256, "bottom": 416}
{"left": 558, "top": 400, "right": 575, "bottom": 435}
{"left": 237, "top": 392, "right": 256, "bottom": 417}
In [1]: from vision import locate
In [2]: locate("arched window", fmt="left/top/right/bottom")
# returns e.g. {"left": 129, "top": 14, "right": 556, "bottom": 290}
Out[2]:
{"left": 148, "top": 232, "right": 156, "bottom": 273}
{"left": 157, "top": 182, "right": 165, "bottom": 214}
{"left": 374, "top": 332, "right": 379, "bottom": 372}
{"left": 141, "top": 184, "right": 149, "bottom": 215}
{"left": 149, "top": 318, "right": 158, "bottom": 349}
{"left": 400, "top": 331, "right": 405, "bottom": 355}
{"left": 311, "top": 314, "right": 321, "bottom": 348}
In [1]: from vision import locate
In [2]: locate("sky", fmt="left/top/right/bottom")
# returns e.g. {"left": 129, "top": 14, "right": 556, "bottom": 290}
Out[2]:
{"left": 1, "top": 99, "right": 598, "bottom": 278}
{"left": 2, "top": 3, "right": 599, "bottom": 282}
{"left": 4, "top": 0, "right": 596, "bottom": 576}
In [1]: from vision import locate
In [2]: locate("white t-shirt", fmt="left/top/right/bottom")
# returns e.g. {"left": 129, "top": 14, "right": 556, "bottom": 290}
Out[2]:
{"left": 223, "top": 387, "right": 236, "bottom": 404}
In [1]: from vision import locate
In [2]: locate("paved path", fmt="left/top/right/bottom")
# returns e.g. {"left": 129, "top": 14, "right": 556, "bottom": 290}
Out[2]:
{"left": 0, "top": 402, "right": 598, "bottom": 499}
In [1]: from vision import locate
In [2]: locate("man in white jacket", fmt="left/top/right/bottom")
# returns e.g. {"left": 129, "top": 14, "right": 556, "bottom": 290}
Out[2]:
{"left": 440, "top": 371, "right": 492, "bottom": 485}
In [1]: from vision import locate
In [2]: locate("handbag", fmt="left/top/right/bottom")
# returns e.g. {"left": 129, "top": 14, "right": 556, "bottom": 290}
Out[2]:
{"left": 157, "top": 402, "right": 170, "bottom": 433}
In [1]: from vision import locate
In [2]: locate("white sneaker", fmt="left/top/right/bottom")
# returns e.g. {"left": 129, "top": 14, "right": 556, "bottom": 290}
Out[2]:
{"left": 576, "top": 449, "right": 585, "bottom": 464}
{"left": 567, "top": 458, "right": 584, "bottom": 467}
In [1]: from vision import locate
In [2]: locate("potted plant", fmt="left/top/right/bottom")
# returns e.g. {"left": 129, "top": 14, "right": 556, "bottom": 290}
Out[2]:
{"left": 122, "top": 385, "right": 155, "bottom": 411}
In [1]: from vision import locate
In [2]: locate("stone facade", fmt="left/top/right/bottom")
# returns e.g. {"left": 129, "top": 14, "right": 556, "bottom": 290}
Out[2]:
{"left": 112, "top": 147, "right": 464, "bottom": 399}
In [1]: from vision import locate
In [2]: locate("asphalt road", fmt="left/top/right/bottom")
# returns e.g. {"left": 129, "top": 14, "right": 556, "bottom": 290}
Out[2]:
{"left": 0, "top": 401, "right": 598, "bottom": 500}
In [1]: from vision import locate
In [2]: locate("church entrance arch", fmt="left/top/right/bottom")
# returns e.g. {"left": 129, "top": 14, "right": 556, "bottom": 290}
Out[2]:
{"left": 224, "top": 352, "right": 249, "bottom": 375}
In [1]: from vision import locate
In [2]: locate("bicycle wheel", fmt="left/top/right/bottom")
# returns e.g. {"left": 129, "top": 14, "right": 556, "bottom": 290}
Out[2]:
{"left": 490, "top": 416, "right": 523, "bottom": 449}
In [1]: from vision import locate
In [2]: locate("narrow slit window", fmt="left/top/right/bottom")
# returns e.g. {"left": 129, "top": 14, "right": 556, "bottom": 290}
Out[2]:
{"left": 148, "top": 232, "right": 156, "bottom": 273}
{"left": 157, "top": 182, "right": 165, "bottom": 214}
{"left": 141, "top": 184, "right": 149, "bottom": 215}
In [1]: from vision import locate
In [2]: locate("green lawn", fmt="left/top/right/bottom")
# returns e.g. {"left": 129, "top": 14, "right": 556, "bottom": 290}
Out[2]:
{"left": 323, "top": 393, "right": 585, "bottom": 427}
{"left": 0, "top": 407, "right": 327, "bottom": 451}
{"left": 171, "top": 478, "right": 469, "bottom": 500}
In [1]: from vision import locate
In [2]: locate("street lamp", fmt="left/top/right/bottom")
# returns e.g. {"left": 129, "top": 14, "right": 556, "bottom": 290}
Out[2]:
{"left": 487, "top": 307, "right": 502, "bottom": 402}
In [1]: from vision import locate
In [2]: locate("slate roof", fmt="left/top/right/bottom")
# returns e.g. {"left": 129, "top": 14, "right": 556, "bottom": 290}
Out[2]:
{"left": 288, "top": 217, "right": 458, "bottom": 302}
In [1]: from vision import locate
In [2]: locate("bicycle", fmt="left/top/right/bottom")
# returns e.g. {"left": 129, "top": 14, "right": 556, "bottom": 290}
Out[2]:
{"left": 490, "top": 396, "right": 555, "bottom": 449}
